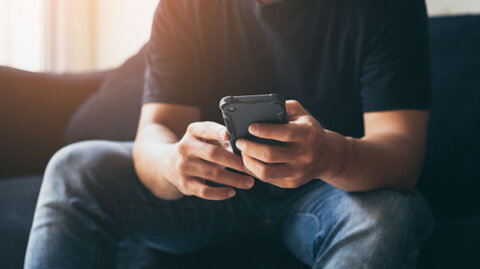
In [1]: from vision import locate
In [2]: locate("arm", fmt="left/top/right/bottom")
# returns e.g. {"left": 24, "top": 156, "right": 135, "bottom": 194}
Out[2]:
{"left": 236, "top": 1, "right": 430, "bottom": 192}
{"left": 132, "top": 103, "right": 198, "bottom": 200}
{"left": 133, "top": 2, "right": 255, "bottom": 200}
{"left": 236, "top": 101, "right": 428, "bottom": 192}
{"left": 327, "top": 109, "right": 429, "bottom": 191}
{"left": 133, "top": 103, "right": 254, "bottom": 201}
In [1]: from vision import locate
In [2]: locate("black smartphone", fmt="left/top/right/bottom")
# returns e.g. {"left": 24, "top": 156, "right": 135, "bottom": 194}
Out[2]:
{"left": 219, "top": 93, "right": 288, "bottom": 155}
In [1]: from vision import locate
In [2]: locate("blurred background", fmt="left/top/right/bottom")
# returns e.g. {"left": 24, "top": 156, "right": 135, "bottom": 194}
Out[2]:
{"left": 0, "top": 0, "right": 158, "bottom": 72}
{"left": 0, "top": 0, "right": 479, "bottom": 73}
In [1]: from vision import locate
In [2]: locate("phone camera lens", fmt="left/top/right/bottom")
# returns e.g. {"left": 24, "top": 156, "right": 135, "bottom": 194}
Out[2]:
{"left": 228, "top": 106, "right": 236, "bottom": 112}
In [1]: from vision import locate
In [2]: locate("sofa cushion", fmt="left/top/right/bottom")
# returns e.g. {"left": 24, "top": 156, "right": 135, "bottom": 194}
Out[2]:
{"left": 419, "top": 218, "right": 480, "bottom": 269}
{"left": 418, "top": 15, "right": 480, "bottom": 220}
{"left": 0, "top": 175, "right": 43, "bottom": 269}
{"left": 65, "top": 46, "right": 147, "bottom": 143}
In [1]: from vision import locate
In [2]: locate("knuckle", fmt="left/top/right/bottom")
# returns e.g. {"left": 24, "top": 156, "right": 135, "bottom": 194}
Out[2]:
{"left": 175, "top": 157, "right": 189, "bottom": 172}
{"left": 205, "top": 146, "right": 218, "bottom": 159}
{"left": 205, "top": 167, "right": 219, "bottom": 179}
{"left": 306, "top": 129, "right": 316, "bottom": 141}
{"left": 262, "top": 149, "right": 274, "bottom": 162}
{"left": 210, "top": 168, "right": 221, "bottom": 178}
{"left": 177, "top": 177, "right": 188, "bottom": 192}
{"left": 303, "top": 115, "right": 313, "bottom": 123}
{"left": 197, "top": 186, "right": 209, "bottom": 197}
{"left": 284, "top": 180, "right": 298, "bottom": 189}
{"left": 302, "top": 151, "right": 315, "bottom": 162}
{"left": 258, "top": 165, "right": 270, "bottom": 180}
{"left": 177, "top": 142, "right": 188, "bottom": 155}
{"left": 293, "top": 169, "right": 305, "bottom": 178}
{"left": 285, "top": 131, "right": 296, "bottom": 141}
{"left": 186, "top": 123, "right": 196, "bottom": 134}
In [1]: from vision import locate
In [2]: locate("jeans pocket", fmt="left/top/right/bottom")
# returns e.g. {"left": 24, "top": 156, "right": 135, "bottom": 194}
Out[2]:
{"left": 281, "top": 212, "right": 320, "bottom": 266}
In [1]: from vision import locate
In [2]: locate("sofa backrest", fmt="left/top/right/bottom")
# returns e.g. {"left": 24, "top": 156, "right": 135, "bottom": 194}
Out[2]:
{"left": 65, "top": 46, "right": 146, "bottom": 143}
{"left": 418, "top": 15, "right": 480, "bottom": 220}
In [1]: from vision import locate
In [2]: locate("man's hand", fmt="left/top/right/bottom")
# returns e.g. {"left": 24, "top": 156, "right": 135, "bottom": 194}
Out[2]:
{"left": 236, "top": 100, "right": 330, "bottom": 188}
{"left": 236, "top": 99, "right": 429, "bottom": 192}
{"left": 165, "top": 121, "right": 254, "bottom": 200}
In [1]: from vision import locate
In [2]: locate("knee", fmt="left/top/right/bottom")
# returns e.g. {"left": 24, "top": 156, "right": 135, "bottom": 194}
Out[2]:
{"left": 355, "top": 190, "right": 432, "bottom": 231}
{"left": 42, "top": 140, "right": 135, "bottom": 200}
{"left": 338, "top": 190, "right": 434, "bottom": 248}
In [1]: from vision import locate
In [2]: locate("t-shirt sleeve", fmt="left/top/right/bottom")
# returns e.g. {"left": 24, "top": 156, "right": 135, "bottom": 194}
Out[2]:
{"left": 360, "top": 0, "right": 431, "bottom": 112}
{"left": 142, "top": 0, "right": 201, "bottom": 107}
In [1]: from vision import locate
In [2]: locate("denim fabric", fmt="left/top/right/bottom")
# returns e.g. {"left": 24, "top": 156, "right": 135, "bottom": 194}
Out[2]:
{"left": 25, "top": 141, "right": 433, "bottom": 269}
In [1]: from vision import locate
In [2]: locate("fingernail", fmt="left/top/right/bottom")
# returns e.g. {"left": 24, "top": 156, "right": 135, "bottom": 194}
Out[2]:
{"left": 228, "top": 190, "right": 236, "bottom": 197}
{"left": 249, "top": 124, "right": 258, "bottom": 134}
{"left": 219, "top": 129, "right": 227, "bottom": 140}
{"left": 245, "top": 178, "right": 254, "bottom": 188}
{"left": 236, "top": 140, "right": 243, "bottom": 149}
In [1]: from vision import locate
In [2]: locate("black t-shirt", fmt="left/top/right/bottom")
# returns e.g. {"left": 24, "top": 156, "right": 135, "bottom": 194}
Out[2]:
{"left": 143, "top": 0, "right": 430, "bottom": 138}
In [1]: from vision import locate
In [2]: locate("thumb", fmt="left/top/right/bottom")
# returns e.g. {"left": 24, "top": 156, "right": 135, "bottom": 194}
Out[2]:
{"left": 286, "top": 100, "right": 309, "bottom": 119}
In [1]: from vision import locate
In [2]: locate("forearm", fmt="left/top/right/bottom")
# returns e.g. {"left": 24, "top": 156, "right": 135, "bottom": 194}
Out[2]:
{"left": 320, "top": 130, "right": 425, "bottom": 192}
{"left": 133, "top": 123, "right": 183, "bottom": 200}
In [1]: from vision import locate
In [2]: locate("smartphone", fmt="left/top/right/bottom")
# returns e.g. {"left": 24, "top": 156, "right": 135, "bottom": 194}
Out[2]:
{"left": 219, "top": 93, "right": 288, "bottom": 155}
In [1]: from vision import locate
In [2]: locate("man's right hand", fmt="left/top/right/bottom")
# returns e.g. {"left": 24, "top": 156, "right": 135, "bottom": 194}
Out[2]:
{"left": 163, "top": 121, "right": 254, "bottom": 201}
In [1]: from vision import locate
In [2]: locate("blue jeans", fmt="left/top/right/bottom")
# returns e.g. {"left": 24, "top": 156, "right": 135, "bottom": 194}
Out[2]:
{"left": 25, "top": 141, "right": 433, "bottom": 268}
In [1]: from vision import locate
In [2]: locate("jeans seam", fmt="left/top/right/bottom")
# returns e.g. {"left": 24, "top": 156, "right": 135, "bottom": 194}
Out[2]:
{"left": 286, "top": 211, "right": 321, "bottom": 263}
{"left": 286, "top": 211, "right": 321, "bottom": 232}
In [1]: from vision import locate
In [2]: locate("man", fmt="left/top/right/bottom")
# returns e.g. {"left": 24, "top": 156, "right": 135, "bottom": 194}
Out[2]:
{"left": 25, "top": 0, "right": 434, "bottom": 268}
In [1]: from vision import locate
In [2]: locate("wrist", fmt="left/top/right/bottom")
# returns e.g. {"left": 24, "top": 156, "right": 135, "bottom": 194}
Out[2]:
{"left": 316, "top": 130, "right": 356, "bottom": 181}
{"left": 162, "top": 144, "right": 180, "bottom": 183}
{"left": 135, "top": 140, "right": 184, "bottom": 200}
{"left": 159, "top": 143, "right": 185, "bottom": 198}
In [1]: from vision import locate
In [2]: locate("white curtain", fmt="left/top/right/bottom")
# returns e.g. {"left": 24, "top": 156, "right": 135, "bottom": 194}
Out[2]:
{"left": 0, "top": 0, "right": 478, "bottom": 72}
{"left": 46, "top": 0, "right": 159, "bottom": 72}
{"left": 0, "top": 0, "right": 158, "bottom": 72}
{"left": 0, "top": 0, "right": 47, "bottom": 72}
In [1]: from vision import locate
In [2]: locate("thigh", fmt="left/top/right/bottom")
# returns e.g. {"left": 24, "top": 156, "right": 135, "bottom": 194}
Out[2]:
{"left": 35, "top": 140, "right": 266, "bottom": 254}
{"left": 276, "top": 181, "right": 433, "bottom": 268}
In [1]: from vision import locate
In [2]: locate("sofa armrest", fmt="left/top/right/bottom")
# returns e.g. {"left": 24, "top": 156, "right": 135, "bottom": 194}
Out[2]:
{"left": 0, "top": 66, "right": 112, "bottom": 178}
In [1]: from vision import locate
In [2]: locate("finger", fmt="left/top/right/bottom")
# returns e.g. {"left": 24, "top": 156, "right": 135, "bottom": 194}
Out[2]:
{"left": 183, "top": 177, "right": 236, "bottom": 201}
{"left": 188, "top": 121, "right": 228, "bottom": 141}
{"left": 183, "top": 159, "right": 254, "bottom": 189}
{"left": 193, "top": 141, "right": 249, "bottom": 173}
{"left": 249, "top": 122, "right": 311, "bottom": 142}
{"left": 242, "top": 154, "right": 295, "bottom": 181}
{"left": 236, "top": 139, "right": 294, "bottom": 163}
{"left": 286, "top": 100, "right": 309, "bottom": 119}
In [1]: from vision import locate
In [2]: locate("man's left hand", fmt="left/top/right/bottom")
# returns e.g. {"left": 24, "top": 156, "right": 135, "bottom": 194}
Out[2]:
{"left": 236, "top": 100, "right": 330, "bottom": 188}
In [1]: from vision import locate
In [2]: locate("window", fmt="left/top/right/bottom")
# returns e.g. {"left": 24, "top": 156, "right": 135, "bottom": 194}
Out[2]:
{"left": 0, "top": 0, "right": 158, "bottom": 72}
{"left": 0, "top": 0, "right": 47, "bottom": 72}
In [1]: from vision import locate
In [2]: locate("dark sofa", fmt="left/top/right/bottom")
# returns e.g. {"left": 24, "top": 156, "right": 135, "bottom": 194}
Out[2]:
{"left": 1, "top": 15, "right": 479, "bottom": 268}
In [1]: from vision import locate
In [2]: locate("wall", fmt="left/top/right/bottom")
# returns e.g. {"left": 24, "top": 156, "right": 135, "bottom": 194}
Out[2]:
{"left": 45, "top": 0, "right": 158, "bottom": 72}
{"left": 0, "top": 0, "right": 46, "bottom": 72}
{"left": 46, "top": 0, "right": 96, "bottom": 72}
{"left": 426, "top": 0, "right": 480, "bottom": 16}
{"left": 94, "top": 0, "right": 158, "bottom": 70}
